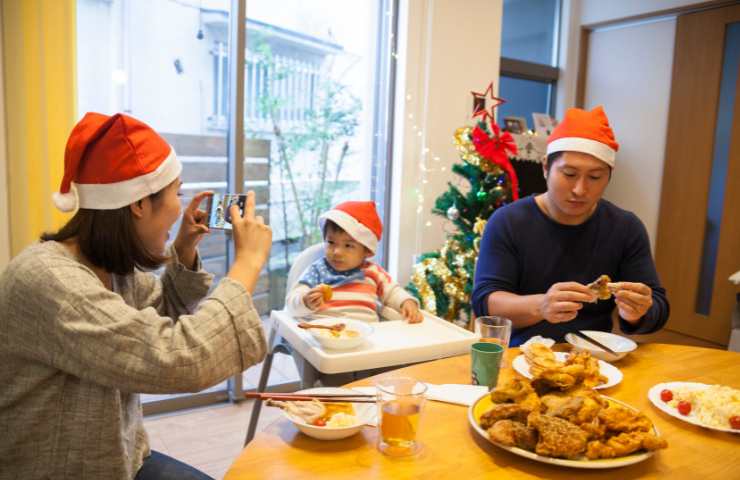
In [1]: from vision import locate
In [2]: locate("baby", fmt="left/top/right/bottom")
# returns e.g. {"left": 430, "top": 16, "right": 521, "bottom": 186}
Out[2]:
{"left": 286, "top": 201, "right": 423, "bottom": 323}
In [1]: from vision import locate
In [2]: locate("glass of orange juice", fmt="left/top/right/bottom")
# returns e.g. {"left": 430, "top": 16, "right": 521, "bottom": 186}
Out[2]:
{"left": 474, "top": 316, "right": 512, "bottom": 366}
{"left": 475, "top": 316, "right": 512, "bottom": 346}
{"left": 375, "top": 377, "right": 427, "bottom": 457}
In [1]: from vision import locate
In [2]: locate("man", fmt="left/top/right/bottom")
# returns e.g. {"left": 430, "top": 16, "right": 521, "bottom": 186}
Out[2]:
{"left": 472, "top": 106, "right": 669, "bottom": 346}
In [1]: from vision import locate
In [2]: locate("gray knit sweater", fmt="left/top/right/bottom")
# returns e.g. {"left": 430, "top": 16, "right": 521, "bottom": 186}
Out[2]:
{"left": 0, "top": 241, "right": 267, "bottom": 479}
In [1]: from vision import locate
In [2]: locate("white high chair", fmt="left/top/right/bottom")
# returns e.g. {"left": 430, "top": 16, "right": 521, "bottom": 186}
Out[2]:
{"left": 243, "top": 244, "right": 478, "bottom": 445}
{"left": 243, "top": 243, "right": 324, "bottom": 445}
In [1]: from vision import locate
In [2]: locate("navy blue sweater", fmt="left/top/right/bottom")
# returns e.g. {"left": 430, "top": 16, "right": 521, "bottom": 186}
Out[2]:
{"left": 472, "top": 196, "right": 669, "bottom": 346}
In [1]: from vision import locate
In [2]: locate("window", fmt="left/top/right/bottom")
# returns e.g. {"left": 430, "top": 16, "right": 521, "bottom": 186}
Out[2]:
{"left": 76, "top": 0, "right": 397, "bottom": 412}
{"left": 498, "top": 0, "right": 560, "bottom": 128}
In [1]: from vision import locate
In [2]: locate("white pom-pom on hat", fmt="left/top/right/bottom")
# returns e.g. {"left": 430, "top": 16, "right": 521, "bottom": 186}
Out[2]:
{"left": 52, "top": 185, "right": 79, "bottom": 212}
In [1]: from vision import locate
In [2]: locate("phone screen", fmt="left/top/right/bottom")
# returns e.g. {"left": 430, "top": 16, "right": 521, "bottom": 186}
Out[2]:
{"left": 207, "top": 193, "right": 247, "bottom": 230}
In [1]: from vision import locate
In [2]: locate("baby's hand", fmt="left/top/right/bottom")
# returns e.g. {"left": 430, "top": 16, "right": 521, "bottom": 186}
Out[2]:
{"left": 303, "top": 284, "right": 332, "bottom": 311}
{"left": 401, "top": 299, "right": 423, "bottom": 323}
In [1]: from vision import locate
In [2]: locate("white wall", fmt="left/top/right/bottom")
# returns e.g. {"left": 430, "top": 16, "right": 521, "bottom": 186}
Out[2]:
{"left": 585, "top": 18, "right": 676, "bottom": 251}
{"left": 388, "top": 0, "right": 503, "bottom": 284}
{"left": 556, "top": 0, "right": 710, "bottom": 250}
{"left": 579, "top": 0, "right": 708, "bottom": 25}
{"left": 0, "top": 7, "right": 10, "bottom": 269}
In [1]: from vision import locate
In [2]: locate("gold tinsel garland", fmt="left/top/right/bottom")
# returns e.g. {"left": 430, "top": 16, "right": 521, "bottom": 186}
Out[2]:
{"left": 411, "top": 124, "right": 500, "bottom": 323}
{"left": 409, "top": 222, "right": 486, "bottom": 321}
{"left": 453, "top": 127, "right": 505, "bottom": 175}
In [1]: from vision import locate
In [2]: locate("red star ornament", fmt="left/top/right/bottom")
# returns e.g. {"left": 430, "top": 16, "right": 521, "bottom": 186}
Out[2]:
{"left": 471, "top": 81, "right": 506, "bottom": 121}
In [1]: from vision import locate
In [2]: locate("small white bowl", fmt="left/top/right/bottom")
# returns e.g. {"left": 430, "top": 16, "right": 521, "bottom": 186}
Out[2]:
{"left": 564, "top": 330, "right": 637, "bottom": 362}
{"left": 283, "top": 387, "right": 374, "bottom": 440}
{"left": 307, "top": 318, "right": 373, "bottom": 350}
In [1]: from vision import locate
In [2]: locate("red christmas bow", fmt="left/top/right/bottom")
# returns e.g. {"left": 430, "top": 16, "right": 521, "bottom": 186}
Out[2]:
{"left": 471, "top": 121, "right": 519, "bottom": 200}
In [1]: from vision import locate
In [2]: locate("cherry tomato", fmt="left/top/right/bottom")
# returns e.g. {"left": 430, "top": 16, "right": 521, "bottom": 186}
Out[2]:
{"left": 313, "top": 418, "right": 326, "bottom": 427}
{"left": 677, "top": 401, "right": 691, "bottom": 416}
{"left": 730, "top": 416, "right": 740, "bottom": 429}
{"left": 660, "top": 389, "right": 673, "bottom": 402}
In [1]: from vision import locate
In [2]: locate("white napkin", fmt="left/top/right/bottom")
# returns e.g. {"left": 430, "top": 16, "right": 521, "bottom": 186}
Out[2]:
{"left": 423, "top": 383, "right": 488, "bottom": 406}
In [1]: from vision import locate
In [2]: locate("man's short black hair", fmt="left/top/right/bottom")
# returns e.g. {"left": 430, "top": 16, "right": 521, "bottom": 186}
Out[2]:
{"left": 545, "top": 151, "right": 612, "bottom": 178}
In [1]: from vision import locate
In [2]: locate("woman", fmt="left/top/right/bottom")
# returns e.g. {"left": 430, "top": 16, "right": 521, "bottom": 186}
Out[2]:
{"left": 0, "top": 113, "right": 272, "bottom": 479}
{"left": 472, "top": 106, "right": 669, "bottom": 346}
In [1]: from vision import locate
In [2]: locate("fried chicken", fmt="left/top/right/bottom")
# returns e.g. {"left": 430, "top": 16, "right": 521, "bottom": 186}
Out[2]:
{"left": 488, "top": 419, "right": 539, "bottom": 451}
{"left": 565, "top": 352, "right": 608, "bottom": 388}
{"left": 478, "top": 369, "right": 667, "bottom": 462}
{"left": 586, "top": 431, "right": 668, "bottom": 459}
{"left": 598, "top": 405, "right": 653, "bottom": 433}
{"left": 540, "top": 390, "right": 607, "bottom": 439}
{"left": 490, "top": 377, "right": 535, "bottom": 403}
{"left": 541, "top": 394, "right": 584, "bottom": 419}
{"left": 479, "top": 403, "right": 530, "bottom": 429}
{"left": 528, "top": 412, "right": 588, "bottom": 459}
{"left": 587, "top": 274, "right": 613, "bottom": 300}
{"left": 489, "top": 377, "right": 541, "bottom": 413}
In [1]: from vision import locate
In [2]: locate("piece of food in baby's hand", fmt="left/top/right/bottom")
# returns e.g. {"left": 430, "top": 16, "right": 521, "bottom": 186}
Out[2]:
{"left": 318, "top": 283, "right": 333, "bottom": 301}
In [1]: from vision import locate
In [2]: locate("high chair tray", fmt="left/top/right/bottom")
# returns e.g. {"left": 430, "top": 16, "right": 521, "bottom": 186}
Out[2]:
{"left": 272, "top": 310, "right": 480, "bottom": 374}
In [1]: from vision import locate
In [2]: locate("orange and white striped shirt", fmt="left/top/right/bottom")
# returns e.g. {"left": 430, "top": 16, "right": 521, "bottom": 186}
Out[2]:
{"left": 286, "top": 260, "right": 417, "bottom": 322}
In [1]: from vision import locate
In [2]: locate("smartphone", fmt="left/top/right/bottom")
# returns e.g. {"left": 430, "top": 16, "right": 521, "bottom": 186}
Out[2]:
{"left": 206, "top": 193, "right": 247, "bottom": 230}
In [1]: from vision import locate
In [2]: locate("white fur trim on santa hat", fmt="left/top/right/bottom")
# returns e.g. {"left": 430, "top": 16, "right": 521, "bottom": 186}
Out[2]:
{"left": 320, "top": 209, "right": 378, "bottom": 254}
{"left": 547, "top": 137, "right": 616, "bottom": 168}
{"left": 55, "top": 147, "right": 182, "bottom": 211}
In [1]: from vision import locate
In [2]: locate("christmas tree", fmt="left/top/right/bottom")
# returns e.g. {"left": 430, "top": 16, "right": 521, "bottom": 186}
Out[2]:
{"left": 407, "top": 83, "right": 519, "bottom": 327}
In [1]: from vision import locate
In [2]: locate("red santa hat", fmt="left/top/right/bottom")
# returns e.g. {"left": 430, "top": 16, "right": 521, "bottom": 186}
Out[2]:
{"left": 546, "top": 106, "right": 619, "bottom": 168}
{"left": 53, "top": 112, "right": 182, "bottom": 212}
{"left": 319, "top": 201, "right": 382, "bottom": 254}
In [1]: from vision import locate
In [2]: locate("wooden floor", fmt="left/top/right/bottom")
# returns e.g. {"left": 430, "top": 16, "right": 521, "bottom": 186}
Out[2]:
{"left": 143, "top": 328, "right": 727, "bottom": 479}
{"left": 144, "top": 347, "right": 301, "bottom": 479}
{"left": 145, "top": 398, "right": 283, "bottom": 479}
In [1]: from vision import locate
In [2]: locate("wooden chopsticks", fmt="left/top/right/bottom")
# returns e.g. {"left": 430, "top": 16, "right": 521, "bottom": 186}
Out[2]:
{"left": 572, "top": 331, "right": 618, "bottom": 355}
{"left": 245, "top": 392, "right": 376, "bottom": 403}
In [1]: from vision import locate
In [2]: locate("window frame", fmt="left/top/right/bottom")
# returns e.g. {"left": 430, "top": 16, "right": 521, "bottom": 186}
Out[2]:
{"left": 499, "top": 0, "right": 562, "bottom": 115}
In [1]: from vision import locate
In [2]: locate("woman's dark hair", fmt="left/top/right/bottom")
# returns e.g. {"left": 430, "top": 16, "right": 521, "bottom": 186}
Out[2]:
{"left": 40, "top": 191, "right": 169, "bottom": 275}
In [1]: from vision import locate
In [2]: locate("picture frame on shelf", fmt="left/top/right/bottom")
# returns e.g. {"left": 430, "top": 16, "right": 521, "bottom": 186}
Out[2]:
{"left": 532, "top": 112, "right": 558, "bottom": 136}
{"left": 503, "top": 116, "right": 527, "bottom": 134}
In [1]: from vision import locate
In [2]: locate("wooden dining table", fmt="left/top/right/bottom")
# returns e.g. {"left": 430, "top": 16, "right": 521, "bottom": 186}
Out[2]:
{"left": 225, "top": 343, "right": 739, "bottom": 479}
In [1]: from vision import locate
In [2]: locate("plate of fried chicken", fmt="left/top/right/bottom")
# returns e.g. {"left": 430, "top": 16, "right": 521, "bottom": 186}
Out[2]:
{"left": 469, "top": 349, "right": 668, "bottom": 468}
{"left": 512, "top": 343, "right": 623, "bottom": 389}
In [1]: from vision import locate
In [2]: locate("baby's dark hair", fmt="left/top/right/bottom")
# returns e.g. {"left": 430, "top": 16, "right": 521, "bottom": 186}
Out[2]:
{"left": 322, "top": 219, "right": 345, "bottom": 238}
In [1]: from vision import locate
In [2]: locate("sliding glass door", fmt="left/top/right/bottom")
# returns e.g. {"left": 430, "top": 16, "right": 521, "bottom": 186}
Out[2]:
{"left": 76, "top": 0, "right": 398, "bottom": 413}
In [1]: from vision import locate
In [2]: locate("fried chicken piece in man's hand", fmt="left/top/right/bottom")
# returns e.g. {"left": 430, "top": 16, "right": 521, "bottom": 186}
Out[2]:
{"left": 587, "top": 274, "right": 613, "bottom": 300}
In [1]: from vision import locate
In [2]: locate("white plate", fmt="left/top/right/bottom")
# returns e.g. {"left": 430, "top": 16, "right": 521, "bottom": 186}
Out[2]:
{"left": 647, "top": 382, "right": 740, "bottom": 434}
{"left": 283, "top": 387, "right": 375, "bottom": 440}
{"left": 512, "top": 352, "right": 623, "bottom": 389}
{"left": 468, "top": 392, "right": 658, "bottom": 469}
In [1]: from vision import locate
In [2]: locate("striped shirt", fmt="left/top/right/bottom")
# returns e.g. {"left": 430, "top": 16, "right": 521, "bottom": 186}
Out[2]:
{"left": 286, "top": 259, "right": 417, "bottom": 322}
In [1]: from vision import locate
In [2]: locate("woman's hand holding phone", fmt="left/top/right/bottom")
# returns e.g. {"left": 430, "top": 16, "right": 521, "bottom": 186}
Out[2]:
{"left": 226, "top": 191, "right": 273, "bottom": 293}
{"left": 174, "top": 191, "right": 213, "bottom": 269}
